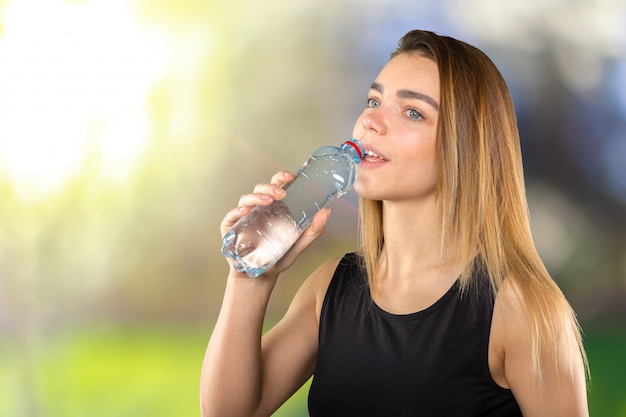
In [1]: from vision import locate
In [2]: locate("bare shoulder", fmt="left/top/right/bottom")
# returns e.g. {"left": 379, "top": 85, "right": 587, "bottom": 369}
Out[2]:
{"left": 493, "top": 275, "right": 589, "bottom": 416}
{"left": 295, "top": 256, "right": 342, "bottom": 321}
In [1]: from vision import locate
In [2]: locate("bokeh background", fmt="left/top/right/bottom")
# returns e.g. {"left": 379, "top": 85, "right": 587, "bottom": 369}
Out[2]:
{"left": 0, "top": 0, "right": 625, "bottom": 416}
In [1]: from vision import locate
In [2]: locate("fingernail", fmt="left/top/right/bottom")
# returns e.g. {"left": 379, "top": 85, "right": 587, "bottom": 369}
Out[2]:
{"left": 275, "top": 188, "right": 285, "bottom": 194}
{"left": 260, "top": 194, "right": 271, "bottom": 200}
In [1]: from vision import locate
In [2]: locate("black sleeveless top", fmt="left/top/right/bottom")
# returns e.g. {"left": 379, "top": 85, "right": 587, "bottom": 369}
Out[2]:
{"left": 308, "top": 253, "right": 522, "bottom": 416}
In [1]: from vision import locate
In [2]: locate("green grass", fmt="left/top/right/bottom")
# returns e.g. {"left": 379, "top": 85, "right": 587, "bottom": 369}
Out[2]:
{"left": 0, "top": 322, "right": 623, "bottom": 417}
{"left": 0, "top": 324, "right": 309, "bottom": 417}
{"left": 585, "top": 323, "right": 626, "bottom": 417}
{"left": 4, "top": 325, "right": 208, "bottom": 417}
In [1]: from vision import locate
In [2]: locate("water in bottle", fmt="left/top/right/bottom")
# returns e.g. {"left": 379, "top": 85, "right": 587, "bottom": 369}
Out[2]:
{"left": 221, "top": 139, "right": 366, "bottom": 277}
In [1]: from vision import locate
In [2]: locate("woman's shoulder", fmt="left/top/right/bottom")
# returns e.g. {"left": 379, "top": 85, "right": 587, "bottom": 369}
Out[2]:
{"left": 491, "top": 275, "right": 541, "bottom": 349}
{"left": 490, "top": 273, "right": 589, "bottom": 415}
{"left": 301, "top": 253, "right": 361, "bottom": 322}
{"left": 308, "top": 252, "right": 362, "bottom": 286}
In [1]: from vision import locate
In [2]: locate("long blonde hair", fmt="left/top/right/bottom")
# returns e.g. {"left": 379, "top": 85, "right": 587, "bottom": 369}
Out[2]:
{"left": 358, "top": 30, "right": 587, "bottom": 383}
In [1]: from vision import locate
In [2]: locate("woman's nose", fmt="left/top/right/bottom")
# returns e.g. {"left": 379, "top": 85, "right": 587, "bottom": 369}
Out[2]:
{"left": 361, "top": 109, "right": 387, "bottom": 135}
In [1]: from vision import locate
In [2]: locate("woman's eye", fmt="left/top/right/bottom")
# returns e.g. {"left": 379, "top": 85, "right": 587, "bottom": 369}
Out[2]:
{"left": 366, "top": 98, "right": 380, "bottom": 108}
{"left": 406, "top": 109, "right": 423, "bottom": 120}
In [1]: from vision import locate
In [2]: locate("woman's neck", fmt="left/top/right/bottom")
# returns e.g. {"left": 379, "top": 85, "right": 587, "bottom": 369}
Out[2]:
{"left": 379, "top": 197, "right": 461, "bottom": 282}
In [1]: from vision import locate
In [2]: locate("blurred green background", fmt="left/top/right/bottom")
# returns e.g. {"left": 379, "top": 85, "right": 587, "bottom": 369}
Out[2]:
{"left": 0, "top": 0, "right": 625, "bottom": 416}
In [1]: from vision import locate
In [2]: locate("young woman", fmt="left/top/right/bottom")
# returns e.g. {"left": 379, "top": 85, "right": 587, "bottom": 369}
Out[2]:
{"left": 200, "top": 30, "right": 589, "bottom": 416}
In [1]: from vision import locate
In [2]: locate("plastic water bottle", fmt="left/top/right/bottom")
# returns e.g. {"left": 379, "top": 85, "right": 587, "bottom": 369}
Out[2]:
{"left": 221, "top": 139, "right": 366, "bottom": 277}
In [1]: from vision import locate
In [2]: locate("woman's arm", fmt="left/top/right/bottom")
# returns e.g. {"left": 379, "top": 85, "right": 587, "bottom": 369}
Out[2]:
{"left": 493, "top": 280, "right": 589, "bottom": 417}
{"left": 199, "top": 171, "right": 334, "bottom": 417}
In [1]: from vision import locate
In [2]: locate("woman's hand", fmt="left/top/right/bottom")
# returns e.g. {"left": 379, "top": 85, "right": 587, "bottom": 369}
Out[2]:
{"left": 220, "top": 170, "right": 331, "bottom": 278}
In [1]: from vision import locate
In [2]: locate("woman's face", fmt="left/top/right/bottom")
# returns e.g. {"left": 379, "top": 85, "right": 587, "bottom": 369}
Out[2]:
{"left": 353, "top": 52, "right": 440, "bottom": 203}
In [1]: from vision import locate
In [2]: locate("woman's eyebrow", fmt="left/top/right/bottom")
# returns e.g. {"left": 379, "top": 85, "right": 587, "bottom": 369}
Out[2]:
{"left": 370, "top": 82, "right": 384, "bottom": 94}
{"left": 369, "top": 81, "right": 439, "bottom": 111}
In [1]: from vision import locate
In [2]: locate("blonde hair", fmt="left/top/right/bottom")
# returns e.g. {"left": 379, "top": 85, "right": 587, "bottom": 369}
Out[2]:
{"left": 358, "top": 30, "right": 588, "bottom": 383}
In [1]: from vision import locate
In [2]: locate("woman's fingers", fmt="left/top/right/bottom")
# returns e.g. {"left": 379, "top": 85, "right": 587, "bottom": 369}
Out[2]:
{"left": 236, "top": 190, "right": 279, "bottom": 209}
{"left": 270, "top": 170, "right": 295, "bottom": 187}
{"left": 220, "top": 170, "right": 308, "bottom": 275}
{"left": 222, "top": 171, "right": 296, "bottom": 237}
{"left": 220, "top": 205, "right": 250, "bottom": 236}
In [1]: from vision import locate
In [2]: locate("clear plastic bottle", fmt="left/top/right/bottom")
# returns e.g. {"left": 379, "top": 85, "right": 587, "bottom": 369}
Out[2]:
{"left": 221, "top": 139, "right": 365, "bottom": 277}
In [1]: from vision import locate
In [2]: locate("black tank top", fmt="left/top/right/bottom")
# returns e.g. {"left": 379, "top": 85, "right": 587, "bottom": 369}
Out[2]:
{"left": 308, "top": 253, "right": 522, "bottom": 416}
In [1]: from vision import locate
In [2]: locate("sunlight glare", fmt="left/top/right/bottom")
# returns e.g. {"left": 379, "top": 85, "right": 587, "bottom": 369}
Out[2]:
{"left": 0, "top": 0, "right": 171, "bottom": 200}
